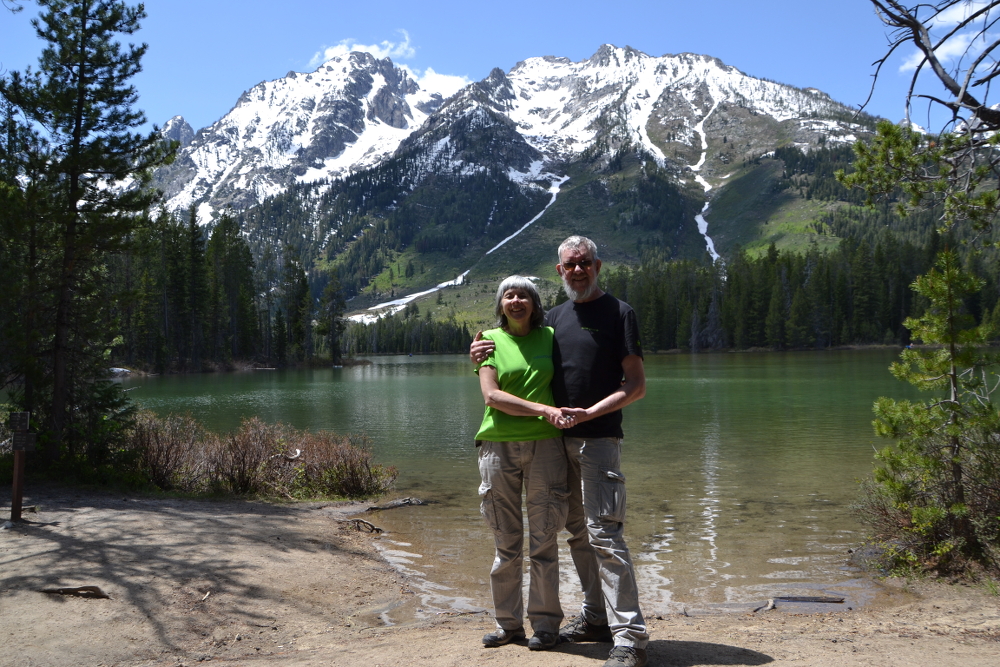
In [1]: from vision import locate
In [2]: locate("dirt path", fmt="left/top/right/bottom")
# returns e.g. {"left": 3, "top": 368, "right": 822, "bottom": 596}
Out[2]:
{"left": 2, "top": 486, "right": 999, "bottom": 667}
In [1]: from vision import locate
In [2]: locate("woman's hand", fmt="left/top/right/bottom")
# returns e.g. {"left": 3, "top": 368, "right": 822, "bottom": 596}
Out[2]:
{"left": 544, "top": 407, "right": 577, "bottom": 429}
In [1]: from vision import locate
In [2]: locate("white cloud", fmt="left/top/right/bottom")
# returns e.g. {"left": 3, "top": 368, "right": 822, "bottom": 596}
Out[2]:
{"left": 307, "top": 30, "right": 470, "bottom": 98}
{"left": 309, "top": 29, "right": 416, "bottom": 68}
{"left": 932, "top": 1, "right": 994, "bottom": 27}
{"left": 898, "top": 3, "right": 1000, "bottom": 72}
{"left": 403, "top": 66, "right": 471, "bottom": 98}
{"left": 899, "top": 31, "right": 983, "bottom": 71}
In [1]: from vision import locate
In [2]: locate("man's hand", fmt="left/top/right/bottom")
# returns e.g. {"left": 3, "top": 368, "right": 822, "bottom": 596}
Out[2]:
{"left": 545, "top": 408, "right": 578, "bottom": 429}
{"left": 470, "top": 331, "right": 496, "bottom": 365}
{"left": 559, "top": 407, "right": 591, "bottom": 424}
{"left": 561, "top": 355, "right": 646, "bottom": 423}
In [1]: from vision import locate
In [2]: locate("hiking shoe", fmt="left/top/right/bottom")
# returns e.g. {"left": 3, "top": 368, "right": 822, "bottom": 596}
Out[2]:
{"left": 528, "top": 631, "right": 559, "bottom": 651}
{"left": 482, "top": 627, "right": 525, "bottom": 647}
{"left": 559, "top": 615, "right": 614, "bottom": 643}
{"left": 603, "top": 646, "right": 648, "bottom": 667}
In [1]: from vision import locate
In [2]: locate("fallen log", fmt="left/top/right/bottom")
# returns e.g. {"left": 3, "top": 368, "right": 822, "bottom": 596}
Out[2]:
{"left": 366, "top": 497, "right": 426, "bottom": 511}
{"left": 40, "top": 585, "right": 110, "bottom": 599}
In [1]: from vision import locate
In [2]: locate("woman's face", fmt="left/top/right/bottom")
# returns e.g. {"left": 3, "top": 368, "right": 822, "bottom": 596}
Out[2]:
{"left": 501, "top": 287, "right": 534, "bottom": 328}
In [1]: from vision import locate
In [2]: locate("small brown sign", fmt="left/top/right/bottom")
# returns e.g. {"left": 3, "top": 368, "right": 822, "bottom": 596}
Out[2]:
{"left": 10, "top": 412, "right": 30, "bottom": 431}
{"left": 12, "top": 432, "right": 36, "bottom": 452}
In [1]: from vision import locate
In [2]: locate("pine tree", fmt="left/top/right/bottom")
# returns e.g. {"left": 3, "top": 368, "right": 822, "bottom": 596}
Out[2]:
{"left": 316, "top": 272, "right": 346, "bottom": 365}
{"left": 206, "top": 214, "right": 257, "bottom": 362}
{"left": 184, "top": 207, "right": 207, "bottom": 369}
{"left": 0, "top": 0, "right": 170, "bottom": 461}
{"left": 273, "top": 309, "right": 287, "bottom": 367}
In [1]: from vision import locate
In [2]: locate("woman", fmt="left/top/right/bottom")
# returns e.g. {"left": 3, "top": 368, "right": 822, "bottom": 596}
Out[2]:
{"left": 474, "top": 275, "right": 573, "bottom": 651}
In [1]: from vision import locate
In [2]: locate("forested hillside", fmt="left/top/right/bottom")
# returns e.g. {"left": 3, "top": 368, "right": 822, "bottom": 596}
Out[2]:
{"left": 86, "top": 140, "right": 1000, "bottom": 370}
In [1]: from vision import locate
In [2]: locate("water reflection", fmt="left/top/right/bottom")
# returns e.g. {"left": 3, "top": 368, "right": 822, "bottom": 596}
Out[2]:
{"left": 124, "top": 350, "right": 923, "bottom": 616}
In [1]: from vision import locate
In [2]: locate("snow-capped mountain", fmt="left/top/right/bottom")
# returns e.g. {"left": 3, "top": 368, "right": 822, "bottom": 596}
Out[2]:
{"left": 405, "top": 44, "right": 865, "bottom": 189}
{"left": 499, "top": 45, "right": 860, "bottom": 165}
{"left": 155, "top": 44, "right": 869, "bottom": 222}
{"left": 160, "top": 115, "right": 194, "bottom": 148}
{"left": 154, "top": 51, "right": 451, "bottom": 221}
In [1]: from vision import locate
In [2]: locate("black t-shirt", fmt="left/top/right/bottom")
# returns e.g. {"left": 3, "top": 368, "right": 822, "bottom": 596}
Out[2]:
{"left": 544, "top": 293, "right": 643, "bottom": 438}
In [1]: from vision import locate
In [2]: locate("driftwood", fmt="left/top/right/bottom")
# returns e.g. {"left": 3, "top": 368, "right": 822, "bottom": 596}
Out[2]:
{"left": 753, "top": 595, "right": 845, "bottom": 612}
{"left": 40, "top": 586, "right": 110, "bottom": 599}
{"left": 366, "top": 497, "right": 425, "bottom": 511}
{"left": 435, "top": 610, "right": 488, "bottom": 616}
{"left": 339, "top": 518, "right": 383, "bottom": 533}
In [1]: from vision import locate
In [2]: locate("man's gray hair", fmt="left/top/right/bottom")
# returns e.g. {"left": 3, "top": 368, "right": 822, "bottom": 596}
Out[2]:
{"left": 558, "top": 235, "right": 599, "bottom": 262}
{"left": 494, "top": 275, "right": 545, "bottom": 330}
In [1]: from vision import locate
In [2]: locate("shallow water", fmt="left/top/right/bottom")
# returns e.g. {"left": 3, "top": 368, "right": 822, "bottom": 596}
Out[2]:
{"left": 124, "top": 349, "right": 923, "bottom": 617}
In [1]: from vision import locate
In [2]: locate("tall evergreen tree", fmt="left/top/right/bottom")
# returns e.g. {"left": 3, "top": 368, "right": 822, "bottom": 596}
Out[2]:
{"left": 316, "top": 271, "right": 346, "bottom": 365}
{"left": 206, "top": 214, "right": 257, "bottom": 362}
{"left": 0, "top": 0, "right": 170, "bottom": 460}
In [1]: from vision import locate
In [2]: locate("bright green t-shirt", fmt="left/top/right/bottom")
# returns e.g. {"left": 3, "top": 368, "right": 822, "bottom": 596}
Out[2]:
{"left": 475, "top": 326, "right": 561, "bottom": 442}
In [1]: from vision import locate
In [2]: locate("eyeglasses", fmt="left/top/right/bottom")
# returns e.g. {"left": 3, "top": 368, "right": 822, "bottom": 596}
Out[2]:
{"left": 561, "top": 260, "right": 594, "bottom": 271}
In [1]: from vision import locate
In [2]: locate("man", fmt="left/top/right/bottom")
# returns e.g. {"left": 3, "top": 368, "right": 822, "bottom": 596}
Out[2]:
{"left": 471, "top": 235, "right": 649, "bottom": 667}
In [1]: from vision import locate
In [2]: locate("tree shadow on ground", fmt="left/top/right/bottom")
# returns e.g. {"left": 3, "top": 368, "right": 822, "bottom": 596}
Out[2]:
{"left": 0, "top": 486, "right": 380, "bottom": 660}
{"left": 556, "top": 639, "right": 773, "bottom": 666}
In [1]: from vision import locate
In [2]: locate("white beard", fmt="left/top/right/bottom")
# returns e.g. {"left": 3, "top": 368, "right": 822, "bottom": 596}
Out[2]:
{"left": 562, "top": 279, "right": 597, "bottom": 303}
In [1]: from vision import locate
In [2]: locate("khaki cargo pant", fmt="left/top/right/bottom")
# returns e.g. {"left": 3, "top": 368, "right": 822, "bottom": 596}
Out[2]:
{"left": 564, "top": 436, "right": 648, "bottom": 648}
{"left": 478, "top": 438, "right": 569, "bottom": 635}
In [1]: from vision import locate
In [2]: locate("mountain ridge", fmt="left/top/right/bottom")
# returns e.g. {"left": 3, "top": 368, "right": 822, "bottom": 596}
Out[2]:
{"left": 151, "top": 44, "right": 881, "bottom": 319}
{"left": 155, "top": 44, "right": 871, "bottom": 222}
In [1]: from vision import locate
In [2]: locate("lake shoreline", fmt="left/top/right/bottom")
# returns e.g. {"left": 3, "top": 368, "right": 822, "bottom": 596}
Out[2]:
{"left": 109, "top": 344, "right": 912, "bottom": 378}
{"left": 3, "top": 486, "right": 999, "bottom": 666}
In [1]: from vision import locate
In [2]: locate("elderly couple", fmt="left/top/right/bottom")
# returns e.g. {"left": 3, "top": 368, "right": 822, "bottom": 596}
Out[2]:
{"left": 470, "top": 235, "right": 648, "bottom": 667}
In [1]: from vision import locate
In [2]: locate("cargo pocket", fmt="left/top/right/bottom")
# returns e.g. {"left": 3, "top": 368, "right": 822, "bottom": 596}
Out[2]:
{"left": 597, "top": 467, "right": 627, "bottom": 523}
{"left": 480, "top": 484, "right": 503, "bottom": 534}
{"left": 478, "top": 442, "right": 503, "bottom": 534}
{"left": 544, "top": 485, "right": 570, "bottom": 534}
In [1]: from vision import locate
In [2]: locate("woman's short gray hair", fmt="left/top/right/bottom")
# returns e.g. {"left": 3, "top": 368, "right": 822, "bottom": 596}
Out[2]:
{"left": 494, "top": 275, "right": 545, "bottom": 330}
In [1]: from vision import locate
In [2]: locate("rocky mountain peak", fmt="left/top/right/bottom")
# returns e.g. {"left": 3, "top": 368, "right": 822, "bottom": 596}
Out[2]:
{"left": 153, "top": 45, "right": 873, "bottom": 223}
{"left": 160, "top": 115, "right": 194, "bottom": 148}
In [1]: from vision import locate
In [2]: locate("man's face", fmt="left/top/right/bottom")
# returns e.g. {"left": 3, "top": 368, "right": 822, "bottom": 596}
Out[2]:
{"left": 557, "top": 245, "right": 602, "bottom": 302}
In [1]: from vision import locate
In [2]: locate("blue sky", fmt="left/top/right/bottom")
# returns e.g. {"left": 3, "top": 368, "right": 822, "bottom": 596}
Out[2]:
{"left": 1, "top": 0, "right": 936, "bottom": 132}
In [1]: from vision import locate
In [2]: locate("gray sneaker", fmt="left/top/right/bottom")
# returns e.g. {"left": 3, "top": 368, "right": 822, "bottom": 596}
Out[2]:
{"left": 482, "top": 627, "right": 525, "bottom": 647}
{"left": 528, "top": 631, "right": 559, "bottom": 651}
{"left": 603, "top": 646, "right": 648, "bottom": 667}
{"left": 559, "top": 615, "right": 614, "bottom": 643}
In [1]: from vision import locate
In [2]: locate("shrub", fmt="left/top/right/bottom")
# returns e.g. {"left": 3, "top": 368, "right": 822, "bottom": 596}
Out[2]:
{"left": 129, "top": 411, "right": 207, "bottom": 491}
{"left": 853, "top": 252, "right": 1000, "bottom": 575}
{"left": 207, "top": 417, "right": 285, "bottom": 496}
{"left": 288, "top": 431, "right": 397, "bottom": 498}
{"left": 121, "top": 413, "right": 395, "bottom": 499}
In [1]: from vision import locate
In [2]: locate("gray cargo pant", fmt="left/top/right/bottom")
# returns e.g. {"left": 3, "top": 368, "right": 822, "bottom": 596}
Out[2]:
{"left": 478, "top": 438, "right": 569, "bottom": 635}
{"left": 564, "top": 436, "right": 648, "bottom": 648}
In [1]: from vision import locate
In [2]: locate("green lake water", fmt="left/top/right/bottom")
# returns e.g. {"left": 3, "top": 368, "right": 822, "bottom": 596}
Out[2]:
{"left": 122, "top": 349, "right": 923, "bottom": 617}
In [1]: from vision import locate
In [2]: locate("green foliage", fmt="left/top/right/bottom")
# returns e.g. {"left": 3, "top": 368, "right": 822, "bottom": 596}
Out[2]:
{"left": 343, "top": 309, "right": 473, "bottom": 355}
{"left": 315, "top": 271, "right": 346, "bottom": 364}
{"left": 0, "top": 0, "right": 172, "bottom": 463}
{"left": 206, "top": 214, "right": 258, "bottom": 361}
{"left": 855, "top": 251, "right": 1000, "bottom": 573}
{"left": 599, "top": 229, "right": 977, "bottom": 351}
{"left": 840, "top": 120, "right": 1000, "bottom": 241}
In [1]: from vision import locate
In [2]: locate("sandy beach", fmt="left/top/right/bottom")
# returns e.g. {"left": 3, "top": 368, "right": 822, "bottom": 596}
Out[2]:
{"left": 2, "top": 486, "right": 999, "bottom": 667}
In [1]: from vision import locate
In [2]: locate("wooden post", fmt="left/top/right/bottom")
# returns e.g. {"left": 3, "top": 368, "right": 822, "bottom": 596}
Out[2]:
{"left": 11, "top": 450, "right": 25, "bottom": 522}
{"left": 9, "top": 412, "right": 32, "bottom": 523}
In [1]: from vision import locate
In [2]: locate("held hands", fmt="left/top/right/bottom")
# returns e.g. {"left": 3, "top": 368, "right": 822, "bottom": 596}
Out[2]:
{"left": 470, "top": 331, "right": 495, "bottom": 364}
{"left": 544, "top": 407, "right": 588, "bottom": 429}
